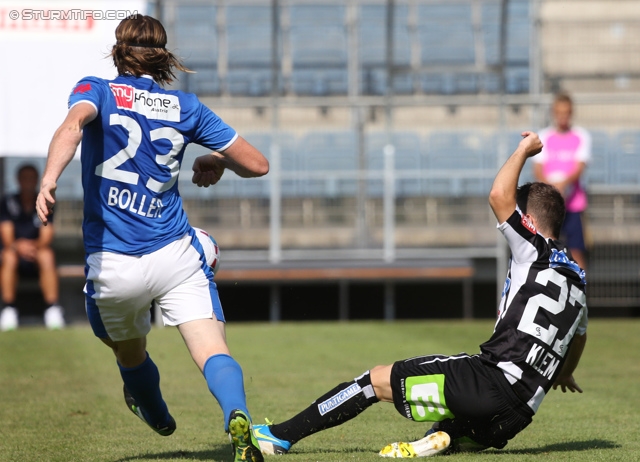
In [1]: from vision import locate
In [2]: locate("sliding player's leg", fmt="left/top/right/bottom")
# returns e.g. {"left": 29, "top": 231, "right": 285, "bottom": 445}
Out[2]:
{"left": 255, "top": 369, "right": 381, "bottom": 454}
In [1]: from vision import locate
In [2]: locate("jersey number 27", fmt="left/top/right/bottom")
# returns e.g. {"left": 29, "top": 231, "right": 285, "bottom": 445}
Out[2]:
{"left": 517, "top": 268, "right": 586, "bottom": 357}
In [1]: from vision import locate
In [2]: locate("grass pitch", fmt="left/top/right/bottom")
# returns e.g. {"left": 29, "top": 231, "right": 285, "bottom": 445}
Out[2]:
{"left": 0, "top": 319, "right": 638, "bottom": 462}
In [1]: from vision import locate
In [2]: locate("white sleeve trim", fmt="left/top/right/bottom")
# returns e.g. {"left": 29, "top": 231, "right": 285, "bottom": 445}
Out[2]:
{"left": 69, "top": 100, "right": 98, "bottom": 113}
{"left": 498, "top": 210, "right": 539, "bottom": 264}
{"left": 576, "top": 305, "right": 588, "bottom": 336}
{"left": 217, "top": 132, "right": 239, "bottom": 152}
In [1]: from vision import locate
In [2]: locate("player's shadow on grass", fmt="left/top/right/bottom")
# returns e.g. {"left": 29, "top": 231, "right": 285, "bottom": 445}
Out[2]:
{"left": 491, "top": 439, "right": 620, "bottom": 455}
{"left": 115, "top": 445, "right": 232, "bottom": 461}
{"left": 114, "top": 440, "right": 619, "bottom": 460}
{"left": 116, "top": 445, "right": 374, "bottom": 461}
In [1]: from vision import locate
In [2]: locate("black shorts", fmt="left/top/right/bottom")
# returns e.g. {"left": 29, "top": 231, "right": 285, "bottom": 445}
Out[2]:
{"left": 18, "top": 259, "right": 39, "bottom": 278}
{"left": 561, "top": 211, "right": 586, "bottom": 252}
{"left": 390, "top": 353, "right": 534, "bottom": 449}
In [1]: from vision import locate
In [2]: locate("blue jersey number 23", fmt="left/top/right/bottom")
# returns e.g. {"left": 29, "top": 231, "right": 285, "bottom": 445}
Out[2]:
{"left": 95, "top": 114, "right": 183, "bottom": 193}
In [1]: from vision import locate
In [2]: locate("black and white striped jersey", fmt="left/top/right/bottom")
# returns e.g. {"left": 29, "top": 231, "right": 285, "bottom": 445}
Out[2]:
{"left": 479, "top": 208, "right": 588, "bottom": 414}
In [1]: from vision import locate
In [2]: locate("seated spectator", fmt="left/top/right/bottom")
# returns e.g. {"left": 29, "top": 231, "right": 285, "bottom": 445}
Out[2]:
{"left": 0, "top": 164, "right": 64, "bottom": 331}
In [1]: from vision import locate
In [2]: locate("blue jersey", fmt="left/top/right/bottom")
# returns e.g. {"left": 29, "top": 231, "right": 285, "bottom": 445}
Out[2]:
{"left": 68, "top": 75, "right": 237, "bottom": 255}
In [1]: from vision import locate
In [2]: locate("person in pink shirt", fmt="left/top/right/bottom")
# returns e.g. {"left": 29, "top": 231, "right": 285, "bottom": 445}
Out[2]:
{"left": 533, "top": 92, "right": 590, "bottom": 270}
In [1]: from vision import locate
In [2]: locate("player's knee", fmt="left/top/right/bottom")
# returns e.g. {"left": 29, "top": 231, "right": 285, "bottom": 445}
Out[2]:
{"left": 370, "top": 364, "right": 394, "bottom": 402}
{"left": 1, "top": 247, "right": 19, "bottom": 268}
{"left": 36, "top": 246, "right": 56, "bottom": 269}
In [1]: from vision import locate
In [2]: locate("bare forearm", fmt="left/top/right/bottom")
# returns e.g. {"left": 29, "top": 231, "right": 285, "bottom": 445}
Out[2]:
{"left": 558, "top": 333, "right": 587, "bottom": 378}
{"left": 43, "top": 126, "right": 82, "bottom": 186}
{"left": 221, "top": 156, "right": 264, "bottom": 178}
{"left": 489, "top": 132, "right": 543, "bottom": 223}
{"left": 489, "top": 147, "right": 528, "bottom": 221}
{"left": 220, "top": 137, "right": 269, "bottom": 177}
{"left": 38, "top": 225, "right": 54, "bottom": 248}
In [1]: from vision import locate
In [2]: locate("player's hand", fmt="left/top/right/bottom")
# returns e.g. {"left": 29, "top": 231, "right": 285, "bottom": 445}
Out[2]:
{"left": 552, "top": 375, "right": 583, "bottom": 393}
{"left": 36, "top": 182, "right": 57, "bottom": 226}
{"left": 519, "top": 131, "right": 543, "bottom": 158}
{"left": 192, "top": 153, "right": 227, "bottom": 187}
{"left": 14, "top": 239, "right": 37, "bottom": 261}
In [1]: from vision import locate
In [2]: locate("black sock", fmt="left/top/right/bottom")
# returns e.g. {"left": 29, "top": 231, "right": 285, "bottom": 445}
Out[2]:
{"left": 269, "top": 370, "right": 379, "bottom": 445}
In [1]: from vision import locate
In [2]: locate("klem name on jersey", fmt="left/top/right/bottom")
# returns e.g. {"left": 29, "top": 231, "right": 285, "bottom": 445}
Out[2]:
{"left": 526, "top": 343, "right": 560, "bottom": 379}
{"left": 109, "top": 83, "right": 180, "bottom": 122}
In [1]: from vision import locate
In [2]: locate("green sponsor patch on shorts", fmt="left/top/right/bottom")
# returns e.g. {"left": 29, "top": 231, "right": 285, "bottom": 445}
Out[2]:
{"left": 405, "top": 374, "right": 454, "bottom": 422}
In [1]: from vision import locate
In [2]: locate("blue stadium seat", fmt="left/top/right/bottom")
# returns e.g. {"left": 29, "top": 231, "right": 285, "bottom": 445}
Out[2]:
{"left": 226, "top": 6, "right": 273, "bottom": 96}
{"left": 485, "top": 131, "right": 536, "bottom": 186}
{"left": 423, "top": 131, "right": 489, "bottom": 196}
{"left": 291, "top": 69, "right": 349, "bottom": 96}
{"left": 421, "top": 73, "right": 479, "bottom": 95}
{"left": 505, "top": 1, "right": 530, "bottom": 67}
{"left": 174, "top": 4, "right": 219, "bottom": 95}
{"left": 417, "top": 4, "right": 475, "bottom": 66}
{"left": 226, "top": 69, "right": 272, "bottom": 97}
{"left": 366, "top": 132, "right": 422, "bottom": 197}
{"left": 239, "top": 132, "right": 299, "bottom": 198}
{"left": 174, "top": 5, "right": 218, "bottom": 64}
{"left": 359, "top": 4, "right": 413, "bottom": 95}
{"left": 586, "top": 130, "right": 611, "bottom": 186}
{"left": 612, "top": 131, "right": 640, "bottom": 185}
{"left": 182, "top": 68, "right": 220, "bottom": 95}
{"left": 298, "top": 131, "right": 357, "bottom": 196}
{"left": 505, "top": 67, "right": 529, "bottom": 94}
{"left": 289, "top": 5, "right": 348, "bottom": 95}
{"left": 481, "top": 2, "right": 500, "bottom": 67}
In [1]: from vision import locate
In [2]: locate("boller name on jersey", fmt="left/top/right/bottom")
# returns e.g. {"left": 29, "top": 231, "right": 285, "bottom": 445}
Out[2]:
{"left": 107, "top": 186, "right": 163, "bottom": 218}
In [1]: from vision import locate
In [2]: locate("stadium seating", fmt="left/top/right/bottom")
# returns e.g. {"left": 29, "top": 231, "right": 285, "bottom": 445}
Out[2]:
{"left": 174, "top": 4, "right": 220, "bottom": 95}
{"left": 366, "top": 132, "right": 422, "bottom": 196}
{"left": 169, "top": 1, "right": 531, "bottom": 97}
{"left": 226, "top": 5, "right": 273, "bottom": 96}
{"left": 4, "top": 129, "right": 626, "bottom": 202}
{"left": 586, "top": 130, "right": 611, "bottom": 186}
{"left": 358, "top": 4, "right": 413, "bottom": 95}
{"left": 5, "top": 128, "right": 618, "bottom": 203}
{"left": 238, "top": 132, "right": 299, "bottom": 197}
{"left": 423, "top": 131, "right": 489, "bottom": 197}
{"left": 289, "top": 5, "right": 349, "bottom": 96}
{"left": 298, "top": 131, "right": 357, "bottom": 196}
{"left": 418, "top": 4, "right": 475, "bottom": 66}
{"left": 612, "top": 131, "right": 640, "bottom": 185}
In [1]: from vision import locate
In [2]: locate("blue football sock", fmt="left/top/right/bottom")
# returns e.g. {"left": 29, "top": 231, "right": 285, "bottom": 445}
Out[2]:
{"left": 119, "top": 353, "right": 171, "bottom": 427}
{"left": 203, "top": 354, "right": 250, "bottom": 431}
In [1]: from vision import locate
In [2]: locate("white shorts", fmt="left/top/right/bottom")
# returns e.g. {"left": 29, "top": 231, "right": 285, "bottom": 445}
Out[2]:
{"left": 84, "top": 230, "right": 224, "bottom": 342}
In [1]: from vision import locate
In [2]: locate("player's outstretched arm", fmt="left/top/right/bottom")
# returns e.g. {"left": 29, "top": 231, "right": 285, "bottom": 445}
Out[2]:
{"left": 37, "top": 103, "right": 96, "bottom": 225}
{"left": 489, "top": 131, "right": 543, "bottom": 223}
{"left": 553, "top": 332, "right": 587, "bottom": 393}
{"left": 220, "top": 136, "right": 269, "bottom": 178}
{"left": 191, "top": 136, "right": 269, "bottom": 187}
